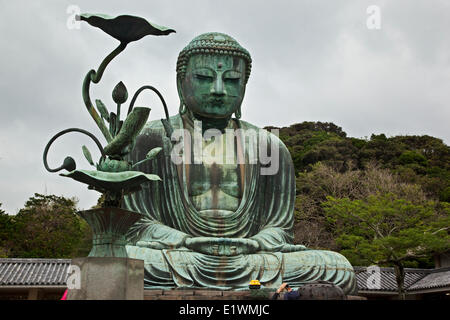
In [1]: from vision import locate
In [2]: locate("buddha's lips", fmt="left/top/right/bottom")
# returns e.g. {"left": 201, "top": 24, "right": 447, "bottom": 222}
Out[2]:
{"left": 212, "top": 96, "right": 229, "bottom": 104}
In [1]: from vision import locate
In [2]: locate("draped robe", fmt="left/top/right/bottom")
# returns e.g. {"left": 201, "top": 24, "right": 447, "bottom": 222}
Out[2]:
{"left": 124, "top": 114, "right": 357, "bottom": 294}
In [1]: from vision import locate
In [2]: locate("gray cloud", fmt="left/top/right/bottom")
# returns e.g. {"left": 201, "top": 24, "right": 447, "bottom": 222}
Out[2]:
{"left": 1, "top": 0, "right": 449, "bottom": 213}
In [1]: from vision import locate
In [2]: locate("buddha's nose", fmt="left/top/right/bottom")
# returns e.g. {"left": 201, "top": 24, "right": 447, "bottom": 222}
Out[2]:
{"left": 211, "top": 77, "right": 225, "bottom": 96}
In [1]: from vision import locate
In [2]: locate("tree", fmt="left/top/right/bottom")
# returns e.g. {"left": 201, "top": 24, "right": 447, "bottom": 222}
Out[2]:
{"left": 275, "top": 122, "right": 357, "bottom": 173}
{"left": 323, "top": 194, "right": 450, "bottom": 299}
{"left": 293, "top": 162, "right": 428, "bottom": 250}
{"left": 276, "top": 121, "right": 450, "bottom": 202}
{"left": 11, "top": 194, "right": 91, "bottom": 258}
{"left": 0, "top": 203, "right": 16, "bottom": 258}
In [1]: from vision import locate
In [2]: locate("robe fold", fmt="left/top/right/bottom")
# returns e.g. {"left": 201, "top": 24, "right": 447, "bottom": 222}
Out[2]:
{"left": 123, "top": 114, "right": 357, "bottom": 293}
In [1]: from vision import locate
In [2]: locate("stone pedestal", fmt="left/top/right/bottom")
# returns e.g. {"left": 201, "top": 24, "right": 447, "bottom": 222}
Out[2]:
{"left": 143, "top": 289, "right": 364, "bottom": 300}
{"left": 67, "top": 257, "right": 144, "bottom": 300}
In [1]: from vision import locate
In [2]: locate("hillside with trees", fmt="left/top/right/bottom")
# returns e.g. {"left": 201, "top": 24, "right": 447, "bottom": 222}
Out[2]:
{"left": 268, "top": 122, "right": 450, "bottom": 271}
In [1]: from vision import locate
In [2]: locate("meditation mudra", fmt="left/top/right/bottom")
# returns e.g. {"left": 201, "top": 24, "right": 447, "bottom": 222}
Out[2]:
{"left": 124, "top": 32, "right": 356, "bottom": 294}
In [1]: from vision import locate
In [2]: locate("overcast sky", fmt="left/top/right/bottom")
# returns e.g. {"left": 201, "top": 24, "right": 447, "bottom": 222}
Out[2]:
{"left": 1, "top": 0, "right": 449, "bottom": 214}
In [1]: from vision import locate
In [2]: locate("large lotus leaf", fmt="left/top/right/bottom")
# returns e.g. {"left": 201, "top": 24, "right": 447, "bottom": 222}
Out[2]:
{"left": 61, "top": 169, "right": 161, "bottom": 193}
{"left": 78, "top": 14, "right": 175, "bottom": 43}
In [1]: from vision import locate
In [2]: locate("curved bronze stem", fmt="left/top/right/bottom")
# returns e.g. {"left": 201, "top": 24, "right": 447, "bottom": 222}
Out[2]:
{"left": 43, "top": 128, "right": 106, "bottom": 173}
{"left": 82, "top": 42, "right": 128, "bottom": 143}
{"left": 127, "top": 85, "right": 169, "bottom": 120}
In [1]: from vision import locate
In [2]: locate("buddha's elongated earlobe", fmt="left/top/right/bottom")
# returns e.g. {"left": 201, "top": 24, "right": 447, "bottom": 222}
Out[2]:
{"left": 179, "top": 101, "right": 187, "bottom": 115}
{"left": 176, "top": 75, "right": 187, "bottom": 115}
{"left": 234, "top": 106, "right": 241, "bottom": 119}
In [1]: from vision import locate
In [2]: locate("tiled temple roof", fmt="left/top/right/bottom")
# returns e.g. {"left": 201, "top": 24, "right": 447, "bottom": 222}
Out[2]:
{"left": 408, "top": 268, "right": 450, "bottom": 291}
{"left": 0, "top": 258, "right": 70, "bottom": 286}
{"left": 354, "top": 266, "right": 450, "bottom": 292}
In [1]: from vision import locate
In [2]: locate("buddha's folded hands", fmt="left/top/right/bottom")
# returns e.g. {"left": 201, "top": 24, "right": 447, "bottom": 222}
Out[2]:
{"left": 133, "top": 222, "right": 191, "bottom": 250}
{"left": 185, "top": 237, "right": 260, "bottom": 256}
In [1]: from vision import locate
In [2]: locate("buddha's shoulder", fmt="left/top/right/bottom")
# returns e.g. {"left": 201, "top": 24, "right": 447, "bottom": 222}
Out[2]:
{"left": 140, "top": 115, "right": 181, "bottom": 136}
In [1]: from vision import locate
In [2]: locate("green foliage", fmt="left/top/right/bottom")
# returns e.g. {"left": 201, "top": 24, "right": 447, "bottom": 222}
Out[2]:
{"left": 440, "top": 186, "right": 450, "bottom": 203}
{"left": 1, "top": 194, "right": 92, "bottom": 258}
{"left": 281, "top": 122, "right": 450, "bottom": 296}
{"left": 276, "top": 122, "right": 358, "bottom": 172}
{"left": 291, "top": 158, "right": 447, "bottom": 267}
{"left": 323, "top": 194, "right": 450, "bottom": 267}
{"left": 278, "top": 122, "right": 450, "bottom": 201}
{"left": 293, "top": 162, "right": 423, "bottom": 250}
{"left": 398, "top": 151, "right": 427, "bottom": 166}
{"left": 322, "top": 192, "right": 449, "bottom": 298}
{"left": 0, "top": 203, "right": 15, "bottom": 258}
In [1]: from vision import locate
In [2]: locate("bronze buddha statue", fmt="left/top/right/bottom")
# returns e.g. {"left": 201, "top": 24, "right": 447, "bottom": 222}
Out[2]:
{"left": 124, "top": 32, "right": 357, "bottom": 294}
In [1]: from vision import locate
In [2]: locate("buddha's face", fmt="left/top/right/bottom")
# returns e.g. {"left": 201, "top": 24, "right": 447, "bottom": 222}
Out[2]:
{"left": 179, "top": 54, "right": 246, "bottom": 119}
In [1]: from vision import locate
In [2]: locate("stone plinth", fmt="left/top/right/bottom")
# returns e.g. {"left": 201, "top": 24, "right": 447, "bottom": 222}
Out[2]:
{"left": 67, "top": 257, "right": 144, "bottom": 300}
{"left": 143, "top": 289, "right": 365, "bottom": 300}
{"left": 144, "top": 289, "right": 274, "bottom": 300}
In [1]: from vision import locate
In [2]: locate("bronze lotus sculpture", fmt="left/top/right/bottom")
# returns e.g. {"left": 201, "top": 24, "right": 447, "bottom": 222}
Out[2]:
{"left": 43, "top": 14, "right": 175, "bottom": 257}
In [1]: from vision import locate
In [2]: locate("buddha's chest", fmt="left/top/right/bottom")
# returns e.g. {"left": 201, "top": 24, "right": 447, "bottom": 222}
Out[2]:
{"left": 186, "top": 134, "right": 242, "bottom": 193}
{"left": 185, "top": 136, "right": 243, "bottom": 211}
{"left": 188, "top": 162, "right": 241, "bottom": 197}
{"left": 187, "top": 162, "right": 242, "bottom": 212}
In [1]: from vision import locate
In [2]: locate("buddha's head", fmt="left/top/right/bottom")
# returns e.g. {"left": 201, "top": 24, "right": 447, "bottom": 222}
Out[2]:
{"left": 176, "top": 32, "right": 252, "bottom": 120}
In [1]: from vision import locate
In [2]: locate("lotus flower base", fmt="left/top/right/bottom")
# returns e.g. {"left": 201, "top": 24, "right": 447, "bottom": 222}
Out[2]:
{"left": 78, "top": 207, "right": 142, "bottom": 258}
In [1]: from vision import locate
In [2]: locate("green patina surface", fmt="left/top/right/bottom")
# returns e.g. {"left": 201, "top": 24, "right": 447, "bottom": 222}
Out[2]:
{"left": 78, "top": 207, "right": 142, "bottom": 258}
{"left": 123, "top": 32, "right": 358, "bottom": 293}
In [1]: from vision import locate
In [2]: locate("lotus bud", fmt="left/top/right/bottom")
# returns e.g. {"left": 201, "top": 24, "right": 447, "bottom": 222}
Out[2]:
{"left": 112, "top": 81, "right": 128, "bottom": 104}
